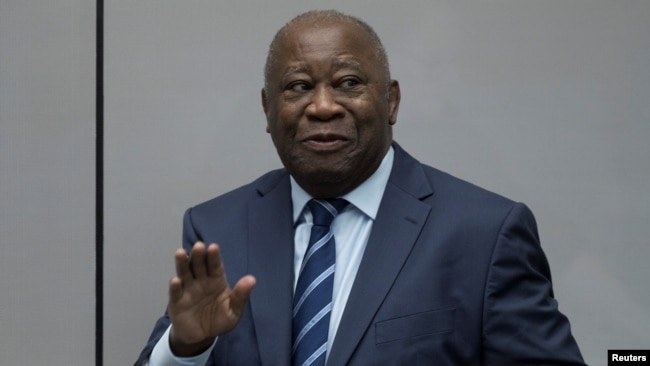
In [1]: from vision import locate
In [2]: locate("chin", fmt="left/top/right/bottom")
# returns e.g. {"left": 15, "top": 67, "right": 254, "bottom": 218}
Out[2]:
{"left": 300, "top": 167, "right": 347, "bottom": 184}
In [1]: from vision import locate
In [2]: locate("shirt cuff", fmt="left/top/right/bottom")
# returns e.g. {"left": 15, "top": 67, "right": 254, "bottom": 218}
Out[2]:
{"left": 147, "top": 325, "right": 217, "bottom": 366}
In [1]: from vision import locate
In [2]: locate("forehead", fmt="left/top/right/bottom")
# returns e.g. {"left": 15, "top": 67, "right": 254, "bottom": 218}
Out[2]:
{"left": 271, "top": 22, "right": 379, "bottom": 74}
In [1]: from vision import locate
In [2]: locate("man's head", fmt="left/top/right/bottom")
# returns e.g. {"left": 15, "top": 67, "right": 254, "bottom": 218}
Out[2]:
{"left": 262, "top": 10, "right": 401, "bottom": 199}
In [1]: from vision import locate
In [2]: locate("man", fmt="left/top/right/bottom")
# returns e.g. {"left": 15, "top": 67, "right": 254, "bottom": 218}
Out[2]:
{"left": 135, "top": 10, "right": 585, "bottom": 366}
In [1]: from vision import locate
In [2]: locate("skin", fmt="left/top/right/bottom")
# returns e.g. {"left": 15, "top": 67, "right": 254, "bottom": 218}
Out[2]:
{"left": 167, "top": 19, "right": 400, "bottom": 356}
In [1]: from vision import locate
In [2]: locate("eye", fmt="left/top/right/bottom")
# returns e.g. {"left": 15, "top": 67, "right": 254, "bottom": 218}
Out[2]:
{"left": 286, "top": 81, "right": 311, "bottom": 92}
{"left": 339, "top": 77, "right": 361, "bottom": 89}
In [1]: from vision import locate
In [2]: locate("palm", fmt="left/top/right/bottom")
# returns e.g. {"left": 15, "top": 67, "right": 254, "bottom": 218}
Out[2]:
{"left": 167, "top": 242, "right": 255, "bottom": 351}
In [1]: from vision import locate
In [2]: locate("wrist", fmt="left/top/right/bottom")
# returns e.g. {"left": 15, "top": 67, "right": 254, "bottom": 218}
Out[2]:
{"left": 168, "top": 327, "right": 216, "bottom": 357}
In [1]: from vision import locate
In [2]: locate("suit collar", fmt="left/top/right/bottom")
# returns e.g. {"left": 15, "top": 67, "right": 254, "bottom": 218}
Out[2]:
{"left": 388, "top": 141, "right": 434, "bottom": 200}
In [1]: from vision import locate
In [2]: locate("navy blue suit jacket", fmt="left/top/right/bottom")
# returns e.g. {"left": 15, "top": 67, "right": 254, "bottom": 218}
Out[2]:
{"left": 135, "top": 143, "right": 584, "bottom": 365}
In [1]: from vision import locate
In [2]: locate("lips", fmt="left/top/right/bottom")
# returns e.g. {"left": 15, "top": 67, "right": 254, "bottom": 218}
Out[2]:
{"left": 301, "top": 133, "right": 348, "bottom": 151}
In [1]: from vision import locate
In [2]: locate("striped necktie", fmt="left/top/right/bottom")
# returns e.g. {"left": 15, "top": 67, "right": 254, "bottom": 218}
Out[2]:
{"left": 292, "top": 198, "right": 349, "bottom": 366}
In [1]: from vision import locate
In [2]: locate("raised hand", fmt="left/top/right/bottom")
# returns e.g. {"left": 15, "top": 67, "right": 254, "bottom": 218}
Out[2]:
{"left": 167, "top": 242, "right": 256, "bottom": 356}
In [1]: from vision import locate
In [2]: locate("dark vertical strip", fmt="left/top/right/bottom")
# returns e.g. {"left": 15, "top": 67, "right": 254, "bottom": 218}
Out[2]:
{"left": 96, "top": 0, "right": 104, "bottom": 365}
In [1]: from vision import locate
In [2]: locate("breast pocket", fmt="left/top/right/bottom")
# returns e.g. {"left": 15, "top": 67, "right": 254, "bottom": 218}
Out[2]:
{"left": 375, "top": 308, "right": 455, "bottom": 344}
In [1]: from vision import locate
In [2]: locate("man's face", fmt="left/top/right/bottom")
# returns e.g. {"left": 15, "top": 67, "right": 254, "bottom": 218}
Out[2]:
{"left": 262, "top": 22, "right": 400, "bottom": 198}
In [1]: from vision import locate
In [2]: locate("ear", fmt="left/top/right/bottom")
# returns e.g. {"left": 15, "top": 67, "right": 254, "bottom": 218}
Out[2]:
{"left": 261, "top": 88, "right": 271, "bottom": 133}
{"left": 388, "top": 79, "right": 401, "bottom": 126}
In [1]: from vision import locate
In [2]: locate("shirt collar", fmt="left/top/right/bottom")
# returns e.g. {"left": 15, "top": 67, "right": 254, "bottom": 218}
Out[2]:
{"left": 290, "top": 147, "right": 394, "bottom": 223}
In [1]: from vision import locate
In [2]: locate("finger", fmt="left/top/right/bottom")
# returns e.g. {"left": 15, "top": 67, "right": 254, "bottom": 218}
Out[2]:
{"left": 169, "top": 276, "right": 183, "bottom": 303}
{"left": 206, "top": 243, "right": 224, "bottom": 278}
{"left": 175, "top": 248, "right": 192, "bottom": 283}
{"left": 230, "top": 275, "right": 256, "bottom": 315}
{"left": 189, "top": 242, "right": 208, "bottom": 278}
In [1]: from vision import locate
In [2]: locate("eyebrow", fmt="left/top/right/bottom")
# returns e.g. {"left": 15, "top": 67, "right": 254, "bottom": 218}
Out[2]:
{"left": 279, "top": 59, "right": 366, "bottom": 86}
{"left": 282, "top": 65, "right": 310, "bottom": 80}
{"left": 332, "top": 59, "right": 363, "bottom": 73}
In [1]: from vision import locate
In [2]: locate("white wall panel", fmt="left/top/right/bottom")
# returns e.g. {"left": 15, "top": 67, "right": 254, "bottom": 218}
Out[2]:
{"left": 0, "top": 1, "right": 96, "bottom": 364}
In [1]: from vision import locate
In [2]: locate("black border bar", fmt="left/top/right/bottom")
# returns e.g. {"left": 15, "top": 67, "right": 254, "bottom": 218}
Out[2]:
{"left": 95, "top": 0, "right": 104, "bottom": 364}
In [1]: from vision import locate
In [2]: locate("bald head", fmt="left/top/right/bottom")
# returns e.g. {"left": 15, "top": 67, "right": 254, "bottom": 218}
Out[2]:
{"left": 263, "top": 10, "right": 391, "bottom": 91}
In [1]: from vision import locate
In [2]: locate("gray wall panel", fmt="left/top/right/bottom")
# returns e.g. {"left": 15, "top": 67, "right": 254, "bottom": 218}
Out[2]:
{"left": 105, "top": 2, "right": 650, "bottom": 365}
{"left": 0, "top": 1, "right": 96, "bottom": 364}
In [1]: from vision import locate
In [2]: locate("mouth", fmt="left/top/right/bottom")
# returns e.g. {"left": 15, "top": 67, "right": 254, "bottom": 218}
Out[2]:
{"left": 302, "top": 133, "right": 349, "bottom": 151}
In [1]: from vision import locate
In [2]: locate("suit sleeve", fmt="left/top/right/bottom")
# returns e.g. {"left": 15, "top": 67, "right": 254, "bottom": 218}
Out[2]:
{"left": 133, "top": 209, "right": 205, "bottom": 365}
{"left": 482, "top": 203, "right": 585, "bottom": 365}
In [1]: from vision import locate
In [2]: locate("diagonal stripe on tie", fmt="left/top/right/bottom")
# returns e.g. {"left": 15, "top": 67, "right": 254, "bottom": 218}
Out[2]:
{"left": 293, "top": 265, "right": 335, "bottom": 317}
{"left": 292, "top": 198, "right": 349, "bottom": 366}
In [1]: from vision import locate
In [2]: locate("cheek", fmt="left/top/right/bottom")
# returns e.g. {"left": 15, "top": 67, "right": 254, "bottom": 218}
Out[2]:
{"left": 355, "top": 120, "right": 392, "bottom": 155}
{"left": 279, "top": 114, "right": 314, "bottom": 145}
{"left": 275, "top": 103, "right": 302, "bottom": 128}
{"left": 268, "top": 105, "right": 292, "bottom": 132}
{"left": 268, "top": 119, "right": 298, "bottom": 153}
{"left": 355, "top": 103, "right": 390, "bottom": 136}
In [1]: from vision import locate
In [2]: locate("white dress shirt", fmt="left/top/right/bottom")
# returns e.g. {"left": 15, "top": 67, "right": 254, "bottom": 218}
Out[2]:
{"left": 148, "top": 148, "right": 394, "bottom": 366}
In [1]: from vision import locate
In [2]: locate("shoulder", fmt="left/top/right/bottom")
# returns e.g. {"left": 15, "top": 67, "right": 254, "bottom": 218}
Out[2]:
{"left": 391, "top": 143, "right": 534, "bottom": 241}
{"left": 392, "top": 142, "right": 518, "bottom": 212}
{"left": 424, "top": 164, "right": 515, "bottom": 208}
{"left": 188, "top": 168, "right": 289, "bottom": 220}
{"left": 426, "top": 164, "right": 530, "bottom": 234}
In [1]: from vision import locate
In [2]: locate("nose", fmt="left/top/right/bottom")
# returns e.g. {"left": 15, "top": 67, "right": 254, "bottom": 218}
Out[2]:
{"left": 305, "top": 85, "right": 345, "bottom": 121}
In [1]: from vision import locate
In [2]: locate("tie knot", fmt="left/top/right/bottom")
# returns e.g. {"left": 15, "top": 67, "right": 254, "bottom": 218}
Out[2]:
{"left": 307, "top": 198, "right": 349, "bottom": 226}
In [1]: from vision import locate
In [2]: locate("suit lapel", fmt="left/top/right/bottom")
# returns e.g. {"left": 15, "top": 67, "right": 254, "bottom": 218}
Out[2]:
{"left": 327, "top": 144, "right": 434, "bottom": 366}
{"left": 247, "top": 172, "right": 295, "bottom": 365}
